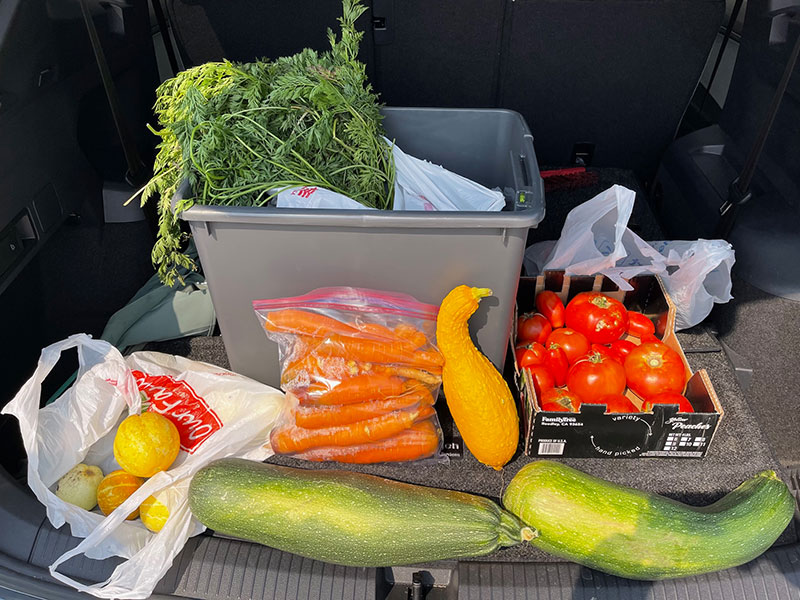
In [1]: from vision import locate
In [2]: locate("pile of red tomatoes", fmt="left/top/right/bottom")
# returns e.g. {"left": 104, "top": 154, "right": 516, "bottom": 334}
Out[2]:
{"left": 516, "top": 291, "right": 692, "bottom": 413}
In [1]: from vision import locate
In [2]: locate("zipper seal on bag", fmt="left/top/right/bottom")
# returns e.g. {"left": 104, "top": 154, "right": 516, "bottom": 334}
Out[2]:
{"left": 252, "top": 287, "right": 439, "bottom": 320}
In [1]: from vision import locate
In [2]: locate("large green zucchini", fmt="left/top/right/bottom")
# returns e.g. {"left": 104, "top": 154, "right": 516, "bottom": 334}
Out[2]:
{"left": 503, "top": 460, "right": 796, "bottom": 580}
{"left": 189, "top": 458, "right": 535, "bottom": 566}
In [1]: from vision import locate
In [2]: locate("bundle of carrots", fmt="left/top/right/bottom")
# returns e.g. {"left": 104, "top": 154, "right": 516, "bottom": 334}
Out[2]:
{"left": 261, "top": 308, "right": 444, "bottom": 463}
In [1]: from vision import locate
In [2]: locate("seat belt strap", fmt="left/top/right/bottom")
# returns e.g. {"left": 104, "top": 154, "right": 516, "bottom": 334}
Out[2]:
{"left": 715, "top": 4, "right": 800, "bottom": 239}
{"left": 701, "top": 0, "right": 746, "bottom": 112}
{"left": 78, "top": 0, "right": 150, "bottom": 187}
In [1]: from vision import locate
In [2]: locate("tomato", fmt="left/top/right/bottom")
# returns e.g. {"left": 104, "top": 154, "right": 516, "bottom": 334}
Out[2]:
{"left": 525, "top": 365, "right": 555, "bottom": 398}
{"left": 547, "top": 328, "right": 590, "bottom": 364}
{"left": 627, "top": 311, "right": 655, "bottom": 338}
{"left": 566, "top": 351, "right": 627, "bottom": 403}
{"left": 643, "top": 392, "right": 694, "bottom": 413}
{"left": 609, "top": 339, "right": 637, "bottom": 359}
{"left": 515, "top": 342, "right": 546, "bottom": 368}
{"left": 544, "top": 345, "right": 569, "bottom": 387}
{"left": 596, "top": 394, "right": 639, "bottom": 413}
{"left": 624, "top": 342, "right": 686, "bottom": 400}
{"left": 565, "top": 292, "right": 629, "bottom": 344}
{"left": 517, "top": 313, "right": 552, "bottom": 345}
{"left": 590, "top": 343, "right": 622, "bottom": 364}
{"left": 656, "top": 312, "right": 669, "bottom": 337}
{"left": 640, "top": 333, "right": 662, "bottom": 345}
{"left": 535, "top": 291, "right": 565, "bottom": 328}
{"left": 540, "top": 388, "right": 582, "bottom": 412}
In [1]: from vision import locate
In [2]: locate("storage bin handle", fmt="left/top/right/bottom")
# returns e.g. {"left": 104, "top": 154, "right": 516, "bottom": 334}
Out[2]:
{"left": 509, "top": 133, "right": 544, "bottom": 215}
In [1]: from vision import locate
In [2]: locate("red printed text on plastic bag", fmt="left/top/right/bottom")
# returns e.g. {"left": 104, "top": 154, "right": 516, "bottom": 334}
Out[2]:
{"left": 132, "top": 370, "right": 223, "bottom": 453}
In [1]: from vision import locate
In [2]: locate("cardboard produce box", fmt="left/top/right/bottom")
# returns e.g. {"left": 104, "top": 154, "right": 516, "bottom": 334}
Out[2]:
{"left": 514, "top": 272, "right": 723, "bottom": 458}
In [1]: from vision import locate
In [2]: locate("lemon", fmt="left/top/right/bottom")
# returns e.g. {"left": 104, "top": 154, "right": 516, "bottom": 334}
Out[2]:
{"left": 139, "top": 495, "right": 170, "bottom": 532}
{"left": 113, "top": 412, "right": 180, "bottom": 477}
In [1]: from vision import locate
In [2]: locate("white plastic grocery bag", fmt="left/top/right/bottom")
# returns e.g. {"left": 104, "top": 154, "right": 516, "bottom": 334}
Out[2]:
{"left": 524, "top": 185, "right": 735, "bottom": 330}
{"left": 391, "top": 141, "right": 506, "bottom": 211}
{"left": 273, "top": 142, "right": 506, "bottom": 211}
{"left": 276, "top": 185, "right": 373, "bottom": 210}
{"left": 2, "top": 334, "right": 287, "bottom": 599}
{"left": 637, "top": 240, "right": 735, "bottom": 330}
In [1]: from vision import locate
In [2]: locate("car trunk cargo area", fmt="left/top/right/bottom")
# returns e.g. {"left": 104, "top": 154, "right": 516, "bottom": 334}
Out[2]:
{"left": 4, "top": 324, "right": 800, "bottom": 599}
{"left": 2, "top": 170, "right": 800, "bottom": 599}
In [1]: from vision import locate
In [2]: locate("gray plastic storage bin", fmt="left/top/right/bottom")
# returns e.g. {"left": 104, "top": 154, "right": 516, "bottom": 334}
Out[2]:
{"left": 179, "top": 107, "right": 545, "bottom": 387}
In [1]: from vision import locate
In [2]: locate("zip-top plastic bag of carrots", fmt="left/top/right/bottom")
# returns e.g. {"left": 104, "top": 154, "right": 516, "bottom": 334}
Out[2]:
{"left": 253, "top": 287, "right": 444, "bottom": 464}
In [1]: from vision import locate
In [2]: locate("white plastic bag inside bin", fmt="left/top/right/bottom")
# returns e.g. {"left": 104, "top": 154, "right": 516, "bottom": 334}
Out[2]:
{"left": 274, "top": 142, "right": 506, "bottom": 211}
{"left": 275, "top": 185, "right": 373, "bottom": 210}
{"left": 1, "top": 334, "right": 287, "bottom": 599}
{"left": 390, "top": 141, "right": 506, "bottom": 211}
{"left": 524, "top": 185, "right": 735, "bottom": 330}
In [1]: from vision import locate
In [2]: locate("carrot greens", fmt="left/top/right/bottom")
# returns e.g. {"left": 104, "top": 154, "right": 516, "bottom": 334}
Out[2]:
{"left": 139, "top": 0, "right": 393, "bottom": 285}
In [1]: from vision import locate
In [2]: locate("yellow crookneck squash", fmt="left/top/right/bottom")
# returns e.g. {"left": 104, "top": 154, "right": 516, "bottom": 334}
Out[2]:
{"left": 436, "top": 285, "right": 519, "bottom": 470}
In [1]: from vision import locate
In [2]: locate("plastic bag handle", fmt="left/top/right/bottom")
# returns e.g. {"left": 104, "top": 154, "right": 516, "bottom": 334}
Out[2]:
{"left": 1, "top": 334, "right": 135, "bottom": 487}
{"left": 48, "top": 483, "right": 159, "bottom": 596}
{"left": 3, "top": 333, "right": 118, "bottom": 415}
{"left": 48, "top": 470, "right": 190, "bottom": 600}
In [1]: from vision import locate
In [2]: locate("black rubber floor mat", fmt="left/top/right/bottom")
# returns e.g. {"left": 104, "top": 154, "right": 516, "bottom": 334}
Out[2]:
{"left": 28, "top": 522, "right": 123, "bottom": 583}
{"left": 458, "top": 550, "right": 800, "bottom": 600}
{"left": 25, "top": 524, "right": 377, "bottom": 600}
{"left": 156, "top": 536, "right": 376, "bottom": 600}
{"left": 18, "top": 523, "right": 800, "bottom": 600}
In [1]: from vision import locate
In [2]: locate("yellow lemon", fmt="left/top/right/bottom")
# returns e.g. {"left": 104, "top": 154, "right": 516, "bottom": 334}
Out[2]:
{"left": 96, "top": 470, "right": 143, "bottom": 520}
{"left": 114, "top": 412, "right": 180, "bottom": 477}
{"left": 139, "top": 495, "right": 170, "bottom": 532}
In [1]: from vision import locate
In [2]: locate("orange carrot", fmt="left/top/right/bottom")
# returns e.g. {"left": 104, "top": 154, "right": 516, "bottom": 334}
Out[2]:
{"left": 282, "top": 358, "right": 442, "bottom": 390}
{"left": 281, "top": 355, "right": 358, "bottom": 387}
{"left": 314, "top": 335, "right": 444, "bottom": 372}
{"left": 355, "top": 323, "right": 429, "bottom": 349}
{"left": 287, "top": 335, "right": 323, "bottom": 362}
{"left": 400, "top": 382, "right": 436, "bottom": 406}
{"left": 271, "top": 405, "right": 436, "bottom": 454}
{"left": 294, "top": 420, "right": 441, "bottom": 463}
{"left": 311, "top": 374, "right": 406, "bottom": 405}
{"left": 355, "top": 322, "right": 409, "bottom": 343}
{"left": 281, "top": 353, "right": 316, "bottom": 382}
{"left": 356, "top": 322, "right": 394, "bottom": 338}
{"left": 370, "top": 364, "right": 442, "bottom": 386}
{"left": 263, "top": 309, "right": 361, "bottom": 338}
{"left": 294, "top": 395, "right": 424, "bottom": 428}
{"left": 393, "top": 323, "right": 430, "bottom": 349}
{"left": 299, "top": 380, "right": 336, "bottom": 397}
{"left": 301, "top": 378, "right": 435, "bottom": 407}
{"left": 282, "top": 335, "right": 343, "bottom": 381}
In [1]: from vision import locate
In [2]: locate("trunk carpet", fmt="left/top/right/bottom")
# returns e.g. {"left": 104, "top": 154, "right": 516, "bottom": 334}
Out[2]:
{"left": 713, "top": 276, "right": 800, "bottom": 469}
